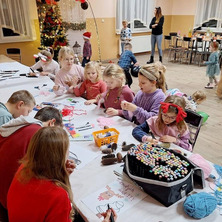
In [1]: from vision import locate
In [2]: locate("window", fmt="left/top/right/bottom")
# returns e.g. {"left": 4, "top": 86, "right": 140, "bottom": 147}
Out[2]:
{"left": 116, "top": 0, "right": 155, "bottom": 33}
{"left": 194, "top": 0, "right": 222, "bottom": 32}
{"left": 0, "top": 0, "right": 36, "bottom": 43}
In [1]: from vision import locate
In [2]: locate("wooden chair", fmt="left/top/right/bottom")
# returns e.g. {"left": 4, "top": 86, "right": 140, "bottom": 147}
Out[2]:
{"left": 184, "top": 109, "right": 203, "bottom": 150}
{"left": 6, "top": 48, "right": 21, "bottom": 63}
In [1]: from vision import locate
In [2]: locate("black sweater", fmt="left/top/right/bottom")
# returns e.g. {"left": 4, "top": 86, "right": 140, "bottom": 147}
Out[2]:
{"left": 149, "top": 16, "right": 164, "bottom": 35}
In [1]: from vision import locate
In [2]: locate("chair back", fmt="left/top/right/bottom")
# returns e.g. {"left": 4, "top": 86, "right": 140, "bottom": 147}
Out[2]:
{"left": 6, "top": 48, "right": 21, "bottom": 63}
{"left": 184, "top": 109, "right": 203, "bottom": 149}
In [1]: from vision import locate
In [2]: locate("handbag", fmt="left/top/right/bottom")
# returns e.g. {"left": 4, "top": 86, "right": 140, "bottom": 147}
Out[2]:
{"left": 124, "top": 150, "right": 204, "bottom": 207}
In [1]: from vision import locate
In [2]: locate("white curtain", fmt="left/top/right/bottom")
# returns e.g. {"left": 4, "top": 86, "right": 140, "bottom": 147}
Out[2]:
{"left": 58, "top": 0, "right": 85, "bottom": 23}
{"left": 0, "top": 0, "right": 32, "bottom": 36}
{"left": 194, "top": 0, "right": 222, "bottom": 28}
{"left": 116, "top": 0, "right": 155, "bottom": 31}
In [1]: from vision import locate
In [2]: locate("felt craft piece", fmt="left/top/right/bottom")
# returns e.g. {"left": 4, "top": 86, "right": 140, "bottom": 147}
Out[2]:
{"left": 188, "top": 154, "right": 212, "bottom": 179}
{"left": 97, "top": 117, "right": 116, "bottom": 128}
{"left": 183, "top": 192, "right": 217, "bottom": 219}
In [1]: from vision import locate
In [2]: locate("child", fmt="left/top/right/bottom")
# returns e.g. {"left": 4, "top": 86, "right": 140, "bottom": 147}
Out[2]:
{"left": 7, "top": 127, "right": 75, "bottom": 221}
{"left": 30, "top": 47, "right": 60, "bottom": 81}
{"left": 0, "top": 90, "right": 35, "bottom": 126}
{"left": 166, "top": 89, "right": 206, "bottom": 111}
{"left": 120, "top": 20, "right": 132, "bottom": 54}
{"left": 121, "top": 62, "right": 166, "bottom": 125}
{"left": 204, "top": 41, "right": 220, "bottom": 89}
{"left": 118, "top": 43, "right": 139, "bottom": 87}
{"left": 82, "top": 32, "right": 92, "bottom": 67}
{"left": 53, "top": 46, "right": 84, "bottom": 96}
{"left": 97, "top": 64, "right": 134, "bottom": 116}
{"left": 132, "top": 95, "right": 192, "bottom": 151}
{"left": 73, "top": 61, "right": 107, "bottom": 105}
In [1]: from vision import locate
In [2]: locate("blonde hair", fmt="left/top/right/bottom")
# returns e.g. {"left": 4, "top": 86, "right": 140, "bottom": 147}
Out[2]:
{"left": 139, "top": 63, "right": 166, "bottom": 92}
{"left": 191, "top": 90, "right": 206, "bottom": 102}
{"left": 58, "top": 46, "right": 74, "bottom": 62}
{"left": 157, "top": 95, "right": 187, "bottom": 132}
{"left": 7, "top": 90, "right": 36, "bottom": 106}
{"left": 124, "top": 43, "right": 132, "bottom": 50}
{"left": 84, "top": 61, "right": 102, "bottom": 82}
{"left": 40, "top": 47, "right": 54, "bottom": 61}
{"left": 122, "top": 20, "right": 128, "bottom": 25}
{"left": 18, "top": 127, "right": 74, "bottom": 219}
{"left": 103, "top": 64, "right": 126, "bottom": 86}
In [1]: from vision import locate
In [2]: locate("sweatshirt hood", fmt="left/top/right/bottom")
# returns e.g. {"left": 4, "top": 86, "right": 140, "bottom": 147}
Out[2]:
{"left": 0, "top": 116, "right": 43, "bottom": 137}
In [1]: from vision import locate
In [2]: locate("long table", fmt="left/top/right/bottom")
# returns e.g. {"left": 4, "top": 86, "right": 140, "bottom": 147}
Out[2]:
{"left": 0, "top": 57, "right": 221, "bottom": 222}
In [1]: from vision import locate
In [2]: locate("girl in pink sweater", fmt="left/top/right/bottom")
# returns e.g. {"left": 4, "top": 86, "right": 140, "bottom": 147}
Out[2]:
{"left": 73, "top": 61, "right": 107, "bottom": 105}
{"left": 97, "top": 64, "right": 134, "bottom": 116}
{"left": 132, "top": 95, "right": 192, "bottom": 151}
{"left": 53, "top": 46, "right": 84, "bottom": 96}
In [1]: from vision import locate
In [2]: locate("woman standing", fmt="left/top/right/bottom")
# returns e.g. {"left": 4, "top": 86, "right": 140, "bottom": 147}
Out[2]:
{"left": 147, "top": 7, "right": 164, "bottom": 64}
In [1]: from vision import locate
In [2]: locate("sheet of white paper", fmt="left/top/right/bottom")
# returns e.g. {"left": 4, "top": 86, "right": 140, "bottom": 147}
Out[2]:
{"left": 81, "top": 179, "right": 147, "bottom": 219}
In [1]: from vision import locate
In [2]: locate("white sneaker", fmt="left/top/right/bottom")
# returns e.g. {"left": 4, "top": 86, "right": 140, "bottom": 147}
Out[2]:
{"left": 205, "top": 83, "right": 214, "bottom": 89}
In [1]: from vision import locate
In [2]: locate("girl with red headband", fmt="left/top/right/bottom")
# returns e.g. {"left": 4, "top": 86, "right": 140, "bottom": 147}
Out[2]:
{"left": 132, "top": 95, "right": 192, "bottom": 151}
{"left": 204, "top": 41, "right": 220, "bottom": 89}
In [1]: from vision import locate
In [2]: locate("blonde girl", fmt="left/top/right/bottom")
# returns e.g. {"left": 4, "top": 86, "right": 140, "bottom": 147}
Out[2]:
{"left": 132, "top": 95, "right": 192, "bottom": 151}
{"left": 97, "top": 63, "right": 134, "bottom": 116}
{"left": 30, "top": 47, "right": 60, "bottom": 80}
{"left": 204, "top": 41, "right": 220, "bottom": 89}
{"left": 53, "top": 46, "right": 84, "bottom": 96}
{"left": 121, "top": 62, "right": 166, "bottom": 124}
{"left": 7, "top": 127, "right": 75, "bottom": 221}
{"left": 73, "top": 61, "right": 107, "bottom": 105}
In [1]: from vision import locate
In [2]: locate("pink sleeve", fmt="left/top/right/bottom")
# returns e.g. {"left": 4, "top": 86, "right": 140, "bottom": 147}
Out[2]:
{"left": 54, "top": 73, "right": 67, "bottom": 96}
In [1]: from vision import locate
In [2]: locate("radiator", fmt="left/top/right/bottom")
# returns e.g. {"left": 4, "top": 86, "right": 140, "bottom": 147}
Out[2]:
{"left": 119, "top": 35, "right": 151, "bottom": 55}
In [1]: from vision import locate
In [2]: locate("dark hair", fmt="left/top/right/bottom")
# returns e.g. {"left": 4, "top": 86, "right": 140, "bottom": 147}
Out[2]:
{"left": 34, "top": 107, "right": 63, "bottom": 126}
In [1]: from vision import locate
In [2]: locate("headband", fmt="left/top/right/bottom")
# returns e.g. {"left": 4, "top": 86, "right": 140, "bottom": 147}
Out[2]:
{"left": 139, "top": 68, "right": 159, "bottom": 81}
{"left": 160, "top": 102, "right": 187, "bottom": 123}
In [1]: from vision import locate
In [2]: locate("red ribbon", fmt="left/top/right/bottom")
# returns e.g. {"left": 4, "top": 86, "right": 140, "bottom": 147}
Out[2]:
{"left": 160, "top": 102, "right": 187, "bottom": 123}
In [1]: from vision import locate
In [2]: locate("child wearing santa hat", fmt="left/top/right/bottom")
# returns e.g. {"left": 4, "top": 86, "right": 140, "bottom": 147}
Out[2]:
{"left": 82, "top": 31, "right": 92, "bottom": 67}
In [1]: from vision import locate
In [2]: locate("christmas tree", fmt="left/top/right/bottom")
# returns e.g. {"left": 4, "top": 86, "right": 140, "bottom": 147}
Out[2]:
{"left": 37, "top": 0, "right": 68, "bottom": 61}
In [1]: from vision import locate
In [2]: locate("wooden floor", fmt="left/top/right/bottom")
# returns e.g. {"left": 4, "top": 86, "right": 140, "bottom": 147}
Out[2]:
{"left": 103, "top": 52, "right": 222, "bottom": 165}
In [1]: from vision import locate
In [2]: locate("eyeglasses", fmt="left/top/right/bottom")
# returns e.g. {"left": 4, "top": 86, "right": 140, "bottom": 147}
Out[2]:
{"left": 69, "top": 151, "right": 81, "bottom": 165}
{"left": 161, "top": 112, "right": 177, "bottom": 121}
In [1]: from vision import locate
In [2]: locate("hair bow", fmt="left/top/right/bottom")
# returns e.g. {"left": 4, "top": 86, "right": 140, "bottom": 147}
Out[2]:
{"left": 160, "top": 102, "right": 187, "bottom": 123}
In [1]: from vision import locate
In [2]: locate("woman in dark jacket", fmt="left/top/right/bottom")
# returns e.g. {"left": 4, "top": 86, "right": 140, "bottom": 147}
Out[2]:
{"left": 147, "top": 7, "right": 164, "bottom": 63}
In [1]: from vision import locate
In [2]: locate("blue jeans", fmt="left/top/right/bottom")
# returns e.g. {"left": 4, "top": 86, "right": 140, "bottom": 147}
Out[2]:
{"left": 151, "top": 34, "right": 163, "bottom": 57}
{"left": 121, "top": 42, "right": 125, "bottom": 54}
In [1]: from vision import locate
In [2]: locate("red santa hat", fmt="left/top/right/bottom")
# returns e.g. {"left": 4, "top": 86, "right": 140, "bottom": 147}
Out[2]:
{"left": 83, "top": 32, "right": 91, "bottom": 39}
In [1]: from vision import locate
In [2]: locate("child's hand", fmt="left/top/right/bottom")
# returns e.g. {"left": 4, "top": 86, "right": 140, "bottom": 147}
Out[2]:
{"left": 101, "top": 208, "right": 117, "bottom": 222}
{"left": 159, "top": 135, "right": 176, "bottom": 143}
{"left": 65, "top": 159, "right": 76, "bottom": 175}
{"left": 121, "top": 101, "right": 137, "bottom": 112}
{"left": 84, "top": 99, "right": 96, "bottom": 105}
{"left": 95, "top": 94, "right": 102, "bottom": 102}
{"left": 53, "top": 85, "right": 60, "bottom": 91}
{"left": 143, "top": 136, "right": 158, "bottom": 145}
{"left": 106, "top": 108, "right": 118, "bottom": 116}
{"left": 134, "top": 62, "right": 139, "bottom": 66}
